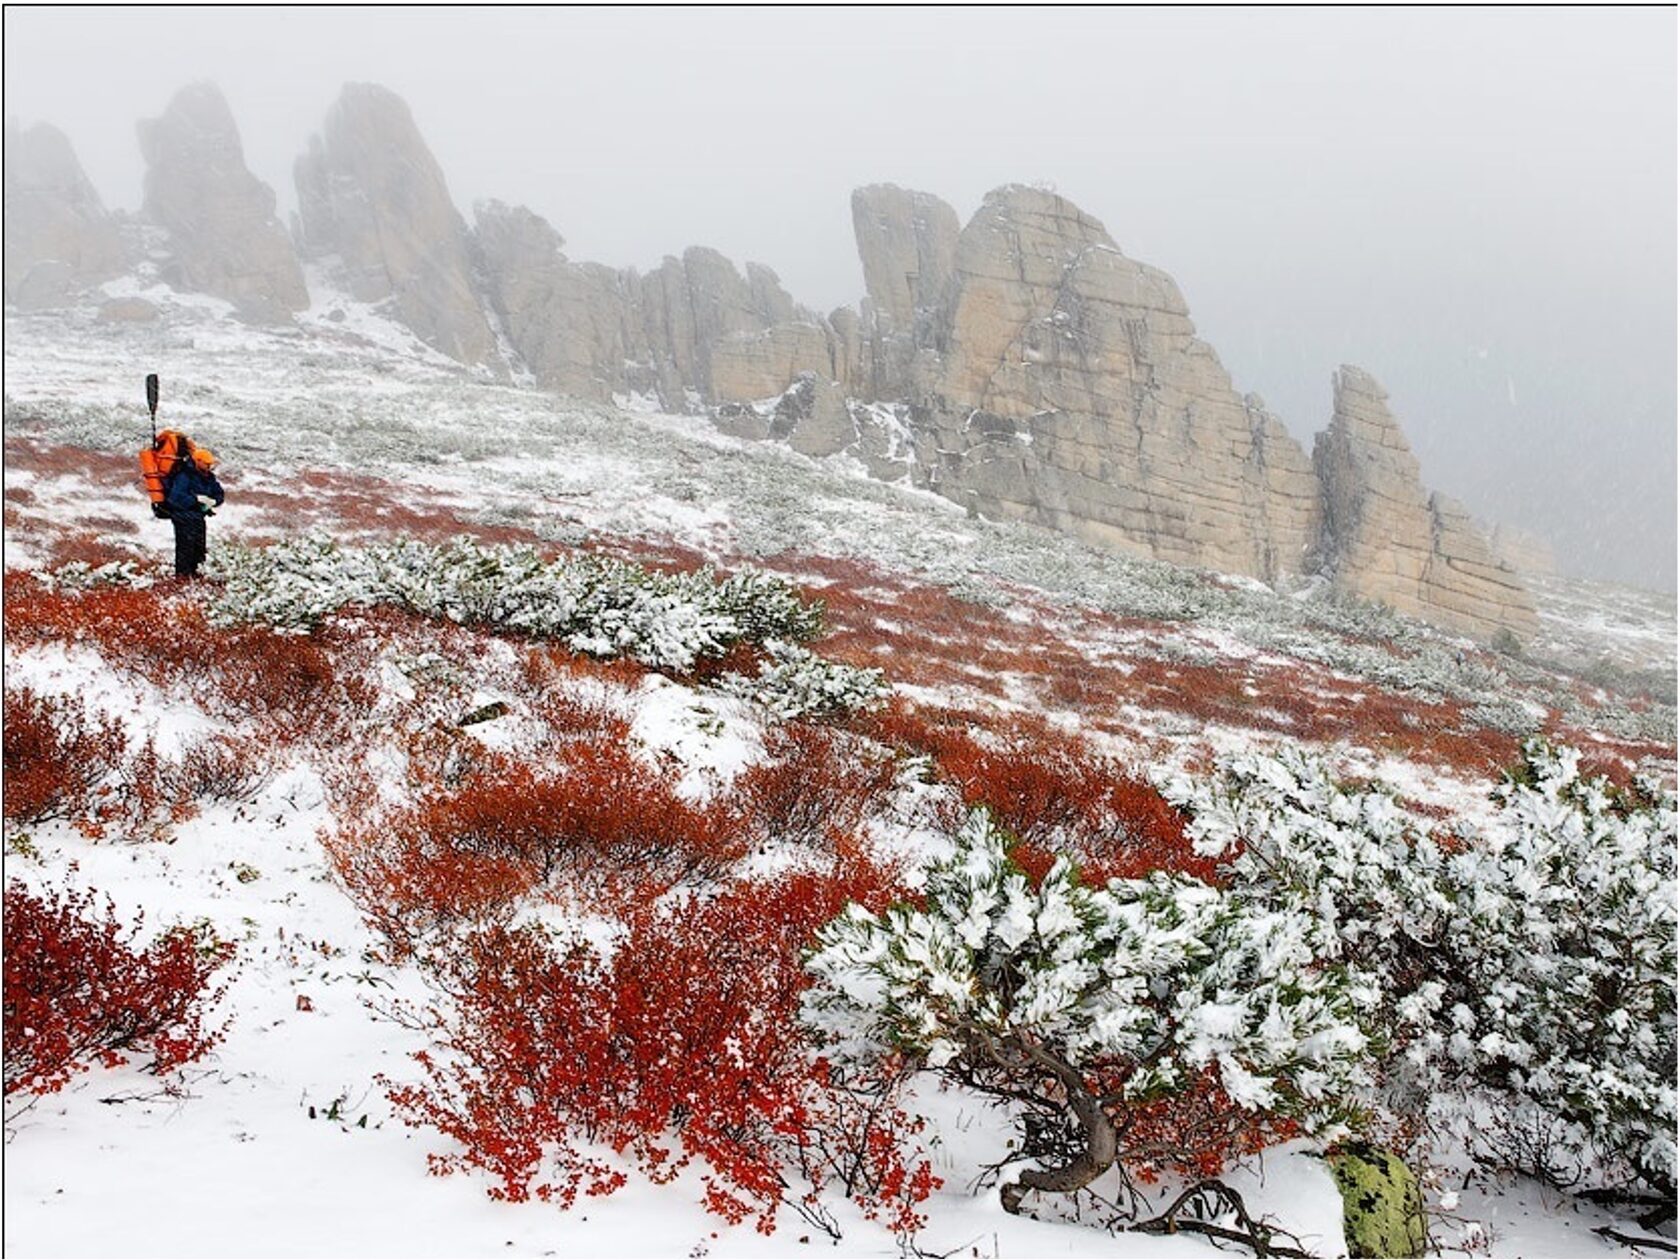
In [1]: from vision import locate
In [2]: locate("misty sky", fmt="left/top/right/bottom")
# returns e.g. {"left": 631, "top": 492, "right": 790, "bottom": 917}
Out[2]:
{"left": 5, "top": 7, "right": 1675, "bottom": 591}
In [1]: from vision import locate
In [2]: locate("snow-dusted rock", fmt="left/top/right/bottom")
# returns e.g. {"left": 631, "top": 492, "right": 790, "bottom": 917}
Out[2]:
{"left": 294, "top": 82, "right": 499, "bottom": 368}
{"left": 3, "top": 120, "right": 126, "bottom": 309}
{"left": 905, "top": 184, "right": 1324, "bottom": 585}
{"left": 137, "top": 82, "right": 309, "bottom": 324}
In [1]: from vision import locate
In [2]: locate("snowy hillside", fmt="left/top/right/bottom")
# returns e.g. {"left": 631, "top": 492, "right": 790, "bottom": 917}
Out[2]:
{"left": 3, "top": 287, "right": 1675, "bottom": 1260}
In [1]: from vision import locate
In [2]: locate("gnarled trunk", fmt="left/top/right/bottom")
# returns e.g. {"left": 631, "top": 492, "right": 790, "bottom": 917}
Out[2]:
{"left": 998, "top": 1040, "right": 1118, "bottom": 1215}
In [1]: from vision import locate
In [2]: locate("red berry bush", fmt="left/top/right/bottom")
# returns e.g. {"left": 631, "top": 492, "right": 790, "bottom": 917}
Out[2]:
{"left": 389, "top": 859, "right": 935, "bottom": 1237}
{"left": 3, "top": 687, "right": 129, "bottom": 826}
{"left": 3, "top": 881, "right": 235, "bottom": 1097}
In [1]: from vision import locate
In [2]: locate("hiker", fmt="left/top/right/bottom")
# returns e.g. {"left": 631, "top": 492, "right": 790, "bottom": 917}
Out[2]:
{"left": 163, "top": 446, "right": 224, "bottom": 578}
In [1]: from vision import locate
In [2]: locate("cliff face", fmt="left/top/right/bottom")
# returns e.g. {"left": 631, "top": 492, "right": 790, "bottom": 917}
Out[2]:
{"left": 3, "top": 121, "right": 126, "bottom": 309}
{"left": 294, "top": 83, "right": 499, "bottom": 367}
{"left": 849, "top": 184, "right": 960, "bottom": 397}
{"left": 899, "top": 184, "right": 1323, "bottom": 584}
{"left": 137, "top": 83, "right": 308, "bottom": 323}
{"left": 1487, "top": 524, "right": 1558, "bottom": 580}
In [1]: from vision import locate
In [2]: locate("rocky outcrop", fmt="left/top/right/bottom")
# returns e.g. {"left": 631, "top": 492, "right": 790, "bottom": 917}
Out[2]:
{"left": 3, "top": 120, "right": 125, "bottom": 308}
{"left": 474, "top": 198, "right": 837, "bottom": 408}
{"left": 673, "top": 249, "right": 825, "bottom": 399}
{"left": 712, "top": 376, "right": 914, "bottom": 480}
{"left": 1487, "top": 524, "right": 1558, "bottom": 579}
{"left": 1314, "top": 366, "right": 1537, "bottom": 639}
{"left": 851, "top": 184, "right": 959, "bottom": 396}
{"left": 472, "top": 200, "right": 638, "bottom": 400}
{"left": 778, "top": 374, "right": 856, "bottom": 457}
{"left": 906, "top": 185, "right": 1322, "bottom": 582}
{"left": 97, "top": 296, "right": 159, "bottom": 323}
{"left": 295, "top": 83, "right": 498, "bottom": 366}
{"left": 137, "top": 82, "right": 308, "bottom": 323}
{"left": 852, "top": 184, "right": 959, "bottom": 335}
{"left": 707, "top": 322, "right": 833, "bottom": 402}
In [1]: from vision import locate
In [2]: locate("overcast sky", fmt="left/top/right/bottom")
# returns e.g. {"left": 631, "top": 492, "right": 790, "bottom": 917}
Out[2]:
{"left": 5, "top": 6, "right": 1675, "bottom": 591}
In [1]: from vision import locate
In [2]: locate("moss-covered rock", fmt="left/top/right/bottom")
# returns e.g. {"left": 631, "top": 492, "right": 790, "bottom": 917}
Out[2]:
{"left": 1329, "top": 1145, "right": 1426, "bottom": 1259}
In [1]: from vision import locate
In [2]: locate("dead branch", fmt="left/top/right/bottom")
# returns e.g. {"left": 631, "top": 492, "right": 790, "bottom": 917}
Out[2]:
{"left": 1127, "top": 1180, "right": 1312, "bottom": 1259}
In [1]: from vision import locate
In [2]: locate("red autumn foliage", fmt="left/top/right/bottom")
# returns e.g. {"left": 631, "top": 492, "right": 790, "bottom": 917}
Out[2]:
{"left": 47, "top": 532, "right": 137, "bottom": 569}
{"left": 323, "top": 819, "right": 539, "bottom": 962}
{"left": 0, "top": 438, "right": 134, "bottom": 481}
{"left": 1115, "top": 1068, "right": 1303, "bottom": 1184}
{"left": 864, "top": 701, "right": 1214, "bottom": 883}
{"left": 2, "top": 881, "right": 234, "bottom": 1096}
{"left": 388, "top": 858, "right": 933, "bottom": 1235}
{"left": 3, "top": 687, "right": 128, "bottom": 825}
{"left": 3, "top": 577, "right": 372, "bottom": 737}
{"left": 729, "top": 723, "right": 899, "bottom": 849}
{"left": 326, "top": 745, "right": 748, "bottom": 955}
{"left": 520, "top": 642, "right": 648, "bottom": 699}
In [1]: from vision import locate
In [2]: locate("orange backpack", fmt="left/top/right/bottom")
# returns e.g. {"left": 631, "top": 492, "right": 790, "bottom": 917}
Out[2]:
{"left": 139, "top": 430, "right": 193, "bottom": 507}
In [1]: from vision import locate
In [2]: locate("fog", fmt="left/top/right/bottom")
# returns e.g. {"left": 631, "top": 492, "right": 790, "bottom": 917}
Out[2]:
{"left": 5, "top": 7, "right": 1674, "bottom": 591}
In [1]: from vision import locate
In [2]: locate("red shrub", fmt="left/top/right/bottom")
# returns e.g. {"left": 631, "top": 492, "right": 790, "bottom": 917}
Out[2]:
{"left": 99, "top": 732, "right": 273, "bottom": 836}
{"left": 866, "top": 704, "right": 1212, "bottom": 882}
{"left": 327, "top": 745, "right": 748, "bottom": 955}
{"left": 167, "top": 732, "right": 274, "bottom": 806}
{"left": 1116, "top": 1068, "right": 1302, "bottom": 1184}
{"left": 3, "top": 881, "right": 234, "bottom": 1096}
{"left": 519, "top": 661, "right": 634, "bottom": 744}
{"left": 537, "top": 742, "right": 743, "bottom": 881}
{"left": 2, "top": 687, "right": 128, "bottom": 826}
{"left": 1, "top": 439, "right": 134, "bottom": 480}
{"left": 45, "top": 532, "right": 137, "bottom": 570}
{"left": 4, "top": 576, "right": 372, "bottom": 739}
{"left": 730, "top": 724, "right": 898, "bottom": 849}
{"left": 389, "top": 859, "right": 932, "bottom": 1235}
{"left": 323, "top": 821, "right": 538, "bottom": 962}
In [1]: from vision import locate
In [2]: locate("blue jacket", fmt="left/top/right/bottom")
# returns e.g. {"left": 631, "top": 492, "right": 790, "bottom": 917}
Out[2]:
{"left": 165, "top": 464, "right": 224, "bottom": 519}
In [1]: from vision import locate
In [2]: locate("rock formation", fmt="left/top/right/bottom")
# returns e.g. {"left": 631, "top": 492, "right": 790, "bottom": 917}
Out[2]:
{"left": 706, "top": 321, "right": 833, "bottom": 403}
{"left": 472, "top": 200, "right": 637, "bottom": 400}
{"left": 1314, "top": 366, "right": 1537, "bottom": 639}
{"left": 295, "top": 83, "right": 498, "bottom": 367}
{"left": 850, "top": 184, "right": 960, "bottom": 396}
{"left": 137, "top": 82, "right": 308, "bottom": 323}
{"left": 902, "top": 184, "right": 1323, "bottom": 583}
{"left": 473, "top": 199, "right": 833, "bottom": 407}
{"left": 3, "top": 77, "right": 1538, "bottom": 641}
{"left": 688, "top": 182, "right": 1529, "bottom": 638}
{"left": 1487, "top": 524, "right": 1558, "bottom": 580}
{"left": 3, "top": 120, "right": 125, "bottom": 308}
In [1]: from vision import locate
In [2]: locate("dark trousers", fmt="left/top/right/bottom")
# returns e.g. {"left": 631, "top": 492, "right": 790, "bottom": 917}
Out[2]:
{"left": 172, "top": 513, "right": 207, "bottom": 576}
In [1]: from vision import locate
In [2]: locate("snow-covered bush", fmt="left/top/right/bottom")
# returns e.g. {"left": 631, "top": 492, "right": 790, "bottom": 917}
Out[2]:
{"left": 801, "top": 809, "right": 1372, "bottom": 1214}
{"left": 1165, "top": 740, "right": 1678, "bottom": 1197}
{"left": 720, "top": 640, "right": 888, "bottom": 721}
{"left": 201, "top": 535, "right": 832, "bottom": 676}
{"left": 34, "top": 559, "right": 157, "bottom": 592}
{"left": 1463, "top": 696, "right": 1540, "bottom": 736}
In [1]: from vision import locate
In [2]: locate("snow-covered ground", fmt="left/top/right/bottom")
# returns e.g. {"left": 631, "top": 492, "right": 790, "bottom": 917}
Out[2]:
{"left": 4, "top": 287, "right": 1673, "bottom": 1259}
